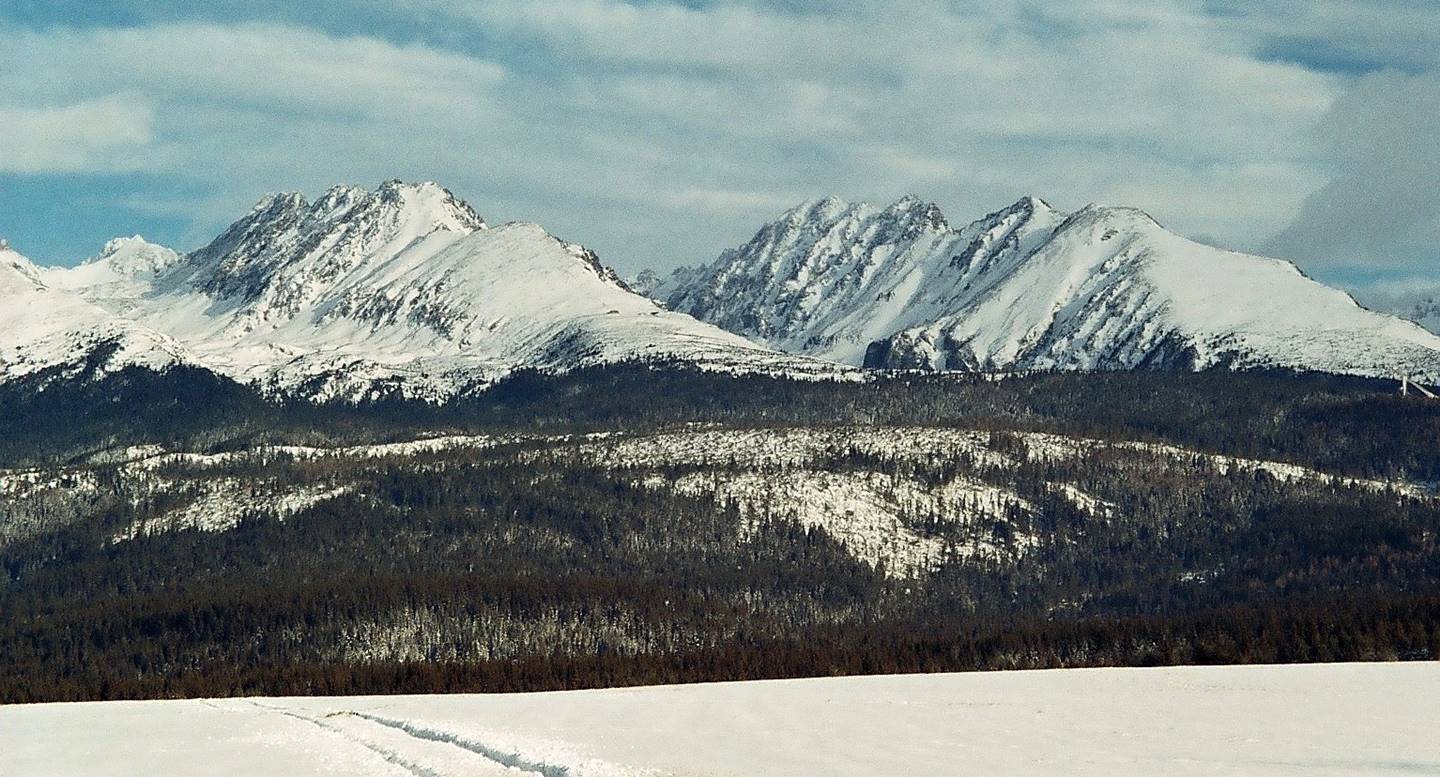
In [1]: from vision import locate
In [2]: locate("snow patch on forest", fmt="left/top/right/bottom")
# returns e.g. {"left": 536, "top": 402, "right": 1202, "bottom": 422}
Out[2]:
{"left": 581, "top": 426, "right": 1009, "bottom": 470}
{"left": 656, "top": 469, "right": 1033, "bottom": 576}
{"left": 115, "top": 481, "right": 354, "bottom": 541}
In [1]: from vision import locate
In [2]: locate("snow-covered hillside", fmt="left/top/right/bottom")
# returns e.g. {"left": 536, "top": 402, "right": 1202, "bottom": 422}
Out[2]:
{"left": 4, "top": 663, "right": 1435, "bottom": 776}
{"left": 29, "top": 182, "right": 836, "bottom": 401}
{"left": 654, "top": 195, "right": 1440, "bottom": 379}
{"left": 6, "top": 423, "right": 1420, "bottom": 576}
{"left": 0, "top": 242, "right": 195, "bottom": 383}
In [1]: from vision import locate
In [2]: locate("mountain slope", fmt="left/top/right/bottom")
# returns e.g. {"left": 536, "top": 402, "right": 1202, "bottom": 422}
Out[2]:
{"left": 0, "top": 242, "right": 194, "bottom": 382}
{"left": 41, "top": 182, "right": 832, "bottom": 401}
{"left": 656, "top": 196, "right": 1440, "bottom": 379}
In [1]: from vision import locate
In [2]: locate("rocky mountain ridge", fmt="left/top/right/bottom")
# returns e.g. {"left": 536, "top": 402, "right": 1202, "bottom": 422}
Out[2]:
{"left": 648, "top": 194, "right": 1440, "bottom": 379}
{"left": 7, "top": 181, "right": 834, "bottom": 401}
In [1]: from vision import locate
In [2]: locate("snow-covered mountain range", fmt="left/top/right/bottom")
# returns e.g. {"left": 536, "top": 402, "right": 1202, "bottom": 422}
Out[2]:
{"left": 3, "top": 181, "right": 830, "bottom": 401}
{"left": 646, "top": 195, "right": 1440, "bottom": 378}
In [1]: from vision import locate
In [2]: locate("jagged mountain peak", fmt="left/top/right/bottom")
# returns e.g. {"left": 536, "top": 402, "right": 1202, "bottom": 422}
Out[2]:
{"left": 788, "top": 194, "right": 849, "bottom": 216}
{"left": 0, "top": 242, "right": 44, "bottom": 291}
{"left": 959, "top": 195, "right": 1056, "bottom": 234}
{"left": 99, "top": 235, "right": 156, "bottom": 257}
{"left": 85, "top": 236, "right": 184, "bottom": 277}
{"left": 372, "top": 179, "right": 485, "bottom": 228}
{"left": 180, "top": 180, "right": 487, "bottom": 306}
{"left": 313, "top": 180, "right": 480, "bottom": 229}
{"left": 661, "top": 193, "right": 975, "bottom": 353}
{"left": 1062, "top": 202, "right": 1163, "bottom": 232}
{"left": 628, "top": 268, "right": 664, "bottom": 297}
{"left": 251, "top": 190, "right": 307, "bottom": 212}
{"left": 232, "top": 180, "right": 485, "bottom": 241}
{"left": 766, "top": 197, "right": 861, "bottom": 238}
{"left": 783, "top": 194, "right": 950, "bottom": 229}
{"left": 746, "top": 194, "right": 955, "bottom": 259}
{"left": 310, "top": 184, "right": 366, "bottom": 215}
{"left": 882, "top": 195, "right": 948, "bottom": 230}
{"left": 661, "top": 193, "right": 1440, "bottom": 380}
{"left": 997, "top": 194, "right": 1054, "bottom": 218}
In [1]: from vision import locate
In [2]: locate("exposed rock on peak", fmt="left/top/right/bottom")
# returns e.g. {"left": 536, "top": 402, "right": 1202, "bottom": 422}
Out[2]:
{"left": 182, "top": 180, "right": 486, "bottom": 306}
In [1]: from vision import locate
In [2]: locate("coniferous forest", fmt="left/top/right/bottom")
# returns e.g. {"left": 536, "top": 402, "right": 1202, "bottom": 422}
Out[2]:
{"left": 3, "top": 364, "right": 1439, "bottom": 702}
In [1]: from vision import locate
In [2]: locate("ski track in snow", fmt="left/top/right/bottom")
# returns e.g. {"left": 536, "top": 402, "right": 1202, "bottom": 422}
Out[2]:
{"left": 339, "top": 712, "right": 572, "bottom": 777}
{"left": 243, "top": 700, "right": 575, "bottom": 777}
{"left": 247, "top": 702, "right": 451, "bottom": 777}
{"left": 235, "top": 698, "right": 642, "bottom": 777}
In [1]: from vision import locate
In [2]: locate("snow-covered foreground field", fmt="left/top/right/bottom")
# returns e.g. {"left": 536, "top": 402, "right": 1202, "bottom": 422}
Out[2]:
{"left": 4, "top": 663, "right": 1436, "bottom": 776}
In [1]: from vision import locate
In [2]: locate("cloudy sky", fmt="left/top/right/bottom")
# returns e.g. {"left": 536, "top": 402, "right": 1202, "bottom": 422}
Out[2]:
{"left": 1, "top": 1, "right": 1436, "bottom": 290}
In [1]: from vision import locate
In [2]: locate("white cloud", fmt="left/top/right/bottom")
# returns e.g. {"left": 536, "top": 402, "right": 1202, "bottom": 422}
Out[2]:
{"left": 0, "top": 23, "right": 505, "bottom": 115}
{"left": 0, "top": 95, "right": 153, "bottom": 173}
{"left": 1265, "top": 71, "right": 1440, "bottom": 274}
{"left": 661, "top": 187, "right": 803, "bottom": 213}
{"left": 405, "top": 0, "right": 1343, "bottom": 263}
{"left": 0, "top": 3, "right": 1389, "bottom": 276}
{"left": 0, "top": 22, "right": 512, "bottom": 247}
{"left": 1208, "top": 0, "right": 1440, "bottom": 74}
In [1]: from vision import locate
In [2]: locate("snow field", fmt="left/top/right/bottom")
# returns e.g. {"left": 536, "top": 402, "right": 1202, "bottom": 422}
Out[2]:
{"left": 4, "top": 663, "right": 1436, "bottom": 777}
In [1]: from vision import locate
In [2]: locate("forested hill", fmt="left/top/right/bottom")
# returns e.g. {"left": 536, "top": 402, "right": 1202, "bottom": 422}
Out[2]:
{"left": 5, "top": 364, "right": 1440, "bottom": 480}
{"left": 3, "top": 366, "right": 1439, "bottom": 702}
